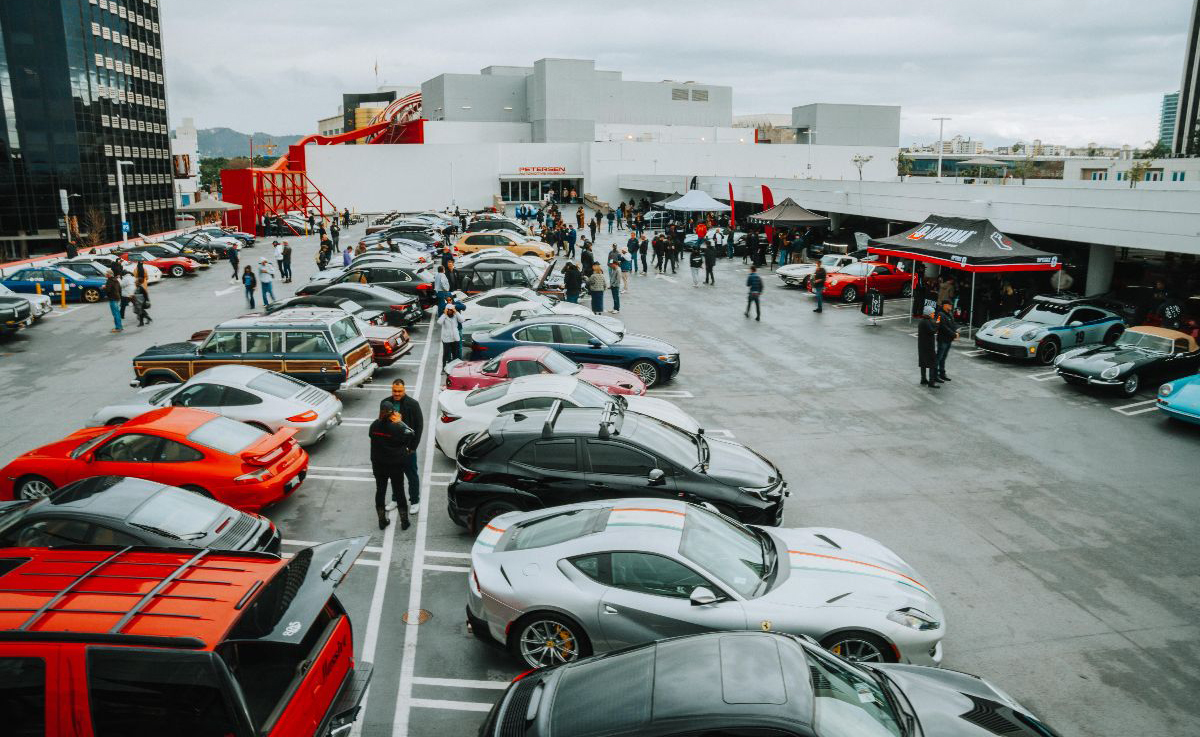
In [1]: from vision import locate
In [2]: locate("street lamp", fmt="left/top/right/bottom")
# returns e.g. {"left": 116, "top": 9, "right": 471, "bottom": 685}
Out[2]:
{"left": 115, "top": 160, "right": 134, "bottom": 243}
{"left": 932, "top": 117, "right": 951, "bottom": 178}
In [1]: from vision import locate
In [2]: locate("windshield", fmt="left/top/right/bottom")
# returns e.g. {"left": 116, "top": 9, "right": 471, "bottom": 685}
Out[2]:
{"left": 128, "top": 488, "right": 226, "bottom": 539}
{"left": 580, "top": 322, "right": 620, "bottom": 343}
{"left": 678, "top": 506, "right": 768, "bottom": 598}
{"left": 1015, "top": 301, "right": 1070, "bottom": 326}
{"left": 150, "top": 384, "right": 181, "bottom": 404}
{"left": 835, "top": 263, "right": 872, "bottom": 277}
{"left": 542, "top": 350, "right": 581, "bottom": 375}
{"left": 339, "top": 299, "right": 364, "bottom": 313}
{"left": 807, "top": 649, "right": 904, "bottom": 737}
{"left": 465, "top": 382, "right": 511, "bottom": 406}
{"left": 569, "top": 380, "right": 613, "bottom": 407}
{"left": 1116, "top": 331, "right": 1173, "bottom": 353}
{"left": 71, "top": 430, "right": 116, "bottom": 459}
{"left": 633, "top": 416, "right": 700, "bottom": 468}
{"left": 820, "top": 255, "right": 843, "bottom": 267}
{"left": 188, "top": 417, "right": 268, "bottom": 455}
{"left": 330, "top": 316, "right": 362, "bottom": 346}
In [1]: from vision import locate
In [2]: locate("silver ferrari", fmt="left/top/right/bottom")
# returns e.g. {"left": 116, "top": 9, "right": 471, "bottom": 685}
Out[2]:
{"left": 467, "top": 498, "right": 945, "bottom": 669}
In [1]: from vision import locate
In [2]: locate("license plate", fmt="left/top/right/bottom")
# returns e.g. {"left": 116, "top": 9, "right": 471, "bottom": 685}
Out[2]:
{"left": 21, "top": 318, "right": 33, "bottom": 327}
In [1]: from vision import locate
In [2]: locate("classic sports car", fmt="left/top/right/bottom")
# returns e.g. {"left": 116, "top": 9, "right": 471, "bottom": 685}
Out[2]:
{"left": 1157, "top": 373, "right": 1200, "bottom": 425}
{"left": 777, "top": 251, "right": 864, "bottom": 288}
{"left": 458, "top": 286, "right": 624, "bottom": 334}
{"left": 975, "top": 296, "right": 1126, "bottom": 365}
{"left": 445, "top": 345, "right": 647, "bottom": 395}
{"left": 467, "top": 499, "right": 944, "bottom": 669}
{"left": 1055, "top": 326, "right": 1200, "bottom": 397}
{"left": 809, "top": 261, "right": 912, "bottom": 303}
{"left": 470, "top": 315, "right": 679, "bottom": 387}
{"left": 435, "top": 374, "right": 698, "bottom": 459}
{"left": 118, "top": 249, "right": 202, "bottom": 278}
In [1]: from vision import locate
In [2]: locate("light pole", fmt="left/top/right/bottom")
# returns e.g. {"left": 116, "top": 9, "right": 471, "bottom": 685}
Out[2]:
{"left": 115, "top": 160, "right": 134, "bottom": 243}
{"left": 932, "top": 117, "right": 951, "bottom": 178}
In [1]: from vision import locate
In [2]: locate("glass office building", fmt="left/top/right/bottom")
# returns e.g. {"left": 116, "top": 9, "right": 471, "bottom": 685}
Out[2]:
{"left": 0, "top": 0, "right": 174, "bottom": 260}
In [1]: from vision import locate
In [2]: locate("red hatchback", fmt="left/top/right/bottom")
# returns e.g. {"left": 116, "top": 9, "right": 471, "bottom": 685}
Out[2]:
{"left": 810, "top": 260, "right": 914, "bottom": 303}
{"left": 0, "top": 407, "right": 308, "bottom": 512}
{"left": 445, "top": 346, "right": 646, "bottom": 395}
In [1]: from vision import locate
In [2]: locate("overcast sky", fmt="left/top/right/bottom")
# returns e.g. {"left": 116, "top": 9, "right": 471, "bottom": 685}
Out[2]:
{"left": 162, "top": 0, "right": 1192, "bottom": 148}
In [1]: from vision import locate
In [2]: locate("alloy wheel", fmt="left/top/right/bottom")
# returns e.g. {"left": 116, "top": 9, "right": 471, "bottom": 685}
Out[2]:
{"left": 827, "top": 637, "right": 885, "bottom": 663}
{"left": 630, "top": 361, "right": 658, "bottom": 386}
{"left": 1122, "top": 374, "right": 1139, "bottom": 396}
{"left": 519, "top": 619, "right": 581, "bottom": 668}
{"left": 83, "top": 288, "right": 101, "bottom": 303}
{"left": 18, "top": 477, "right": 54, "bottom": 500}
{"left": 842, "top": 286, "right": 858, "bottom": 303}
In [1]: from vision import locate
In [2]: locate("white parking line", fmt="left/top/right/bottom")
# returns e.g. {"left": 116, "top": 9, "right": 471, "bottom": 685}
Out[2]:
{"left": 309, "top": 465, "right": 372, "bottom": 472}
{"left": 306, "top": 474, "right": 375, "bottom": 483}
{"left": 282, "top": 539, "right": 383, "bottom": 554}
{"left": 426, "top": 550, "right": 471, "bottom": 559}
{"left": 647, "top": 389, "right": 694, "bottom": 398}
{"left": 412, "top": 676, "right": 509, "bottom": 690}
{"left": 1028, "top": 371, "right": 1059, "bottom": 382}
{"left": 409, "top": 698, "right": 493, "bottom": 713}
{"left": 1113, "top": 399, "right": 1158, "bottom": 416}
{"left": 424, "top": 563, "right": 470, "bottom": 573}
{"left": 871, "top": 314, "right": 912, "bottom": 322}
{"left": 44, "top": 305, "right": 83, "bottom": 317}
{"left": 963, "top": 349, "right": 989, "bottom": 357}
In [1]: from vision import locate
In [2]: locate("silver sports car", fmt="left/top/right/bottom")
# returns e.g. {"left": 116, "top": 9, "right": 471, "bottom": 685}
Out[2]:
{"left": 87, "top": 364, "right": 343, "bottom": 446}
{"left": 467, "top": 498, "right": 945, "bottom": 669}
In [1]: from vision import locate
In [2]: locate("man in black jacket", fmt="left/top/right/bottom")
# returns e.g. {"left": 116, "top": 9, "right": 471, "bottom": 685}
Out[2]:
{"left": 918, "top": 309, "right": 940, "bottom": 387}
{"left": 703, "top": 239, "right": 717, "bottom": 285}
{"left": 380, "top": 378, "right": 424, "bottom": 515}
{"left": 369, "top": 406, "right": 415, "bottom": 530}
{"left": 935, "top": 300, "right": 959, "bottom": 382}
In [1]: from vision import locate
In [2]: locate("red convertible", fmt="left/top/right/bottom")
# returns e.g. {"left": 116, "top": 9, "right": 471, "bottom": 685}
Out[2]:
{"left": 810, "top": 260, "right": 913, "bottom": 303}
{"left": 444, "top": 345, "right": 646, "bottom": 395}
{"left": 119, "top": 249, "right": 201, "bottom": 278}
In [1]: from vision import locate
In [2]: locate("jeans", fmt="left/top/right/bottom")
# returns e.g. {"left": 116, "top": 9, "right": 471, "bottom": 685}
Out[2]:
{"left": 691, "top": 266, "right": 701, "bottom": 285}
{"left": 400, "top": 453, "right": 419, "bottom": 504}
{"left": 261, "top": 281, "right": 275, "bottom": 305}
{"left": 610, "top": 286, "right": 621, "bottom": 312}
{"left": 108, "top": 299, "right": 122, "bottom": 330}
{"left": 590, "top": 290, "right": 604, "bottom": 314}
{"left": 281, "top": 258, "right": 292, "bottom": 280}
{"left": 779, "top": 248, "right": 790, "bottom": 266}
{"left": 565, "top": 291, "right": 580, "bottom": 303}
{"left": 936, "top": 341, "right": 952, "bottom": 378}
{"left": 245, "top": 286, "right": 255, "bottom": 307}
{"left": 727, "top": 241, "right": 735, "bottom": 259}
{"left": 745, "top": 292, "right": 761, "bottom": 319}
{"left": 814, "top": 287, "right": 824, "bottom": 312}
{"left": 705, "top": 264, "right": 715, "bottom": 284}
{"left": 640, "top": 251, "right": 648, "bottom": 272}
{"left": 441, "top": 340, "right": 460, "bottom": 366}
{"left": 608, "top": 221, "right": 614, "bottom": 233}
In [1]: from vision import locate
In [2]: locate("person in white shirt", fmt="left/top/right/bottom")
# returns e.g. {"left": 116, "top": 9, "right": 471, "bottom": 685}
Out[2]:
{"left": 434, "top": 265, "right": 452, "bottom": 315}
{"left": 257, "top": 258, "right": 277, "bottom": 306}
{"left": 273, "top": 241, "right": 284, "bottom": 280}
{"left": 438, "top": 305, "right": 465, "bottom": 367}
{"left": 118, "top": 269, "right": 137, "bottom": 319}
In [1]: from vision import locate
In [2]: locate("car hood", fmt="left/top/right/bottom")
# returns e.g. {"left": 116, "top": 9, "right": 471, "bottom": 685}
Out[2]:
{"left": 1163, "top": 375, "right": 1200, "bottom": 407}
{"left": 778, "top": 264, "right": 817, "bottom": 277}
{"left": 622, "top": 396, "right": 700, "bottom": 432}
{"left": 577, "top": 364, "right": 645, "bottom": 395}
{"left": 704, "top": 436, "right": 778, "bottom": 487}
{"left": 616, "top": 332, "right": 677, "bottom": 356}
{"left": 1058, "top": 345, "right": 1160, "bottom": 373}
{"left": 979, "top": 318, "right": 1052, "bottom": 336}
{"left": 874, "top": 664, "right": 1058, "bottom": 737}
{"left": 137, "top": 341, "right": 200, "bottom": 358}
{"left": 762, "top": 527, "right": 939, "bottom": 614}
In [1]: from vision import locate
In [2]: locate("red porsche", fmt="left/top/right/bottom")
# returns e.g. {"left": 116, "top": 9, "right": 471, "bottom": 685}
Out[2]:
{"left": 810, "top": 260, "right": 914, "bottom": 303}
{"left": 444, "top": 345, "right": 647, "bottom": 395}
{"left": 0, "top": 407, "right": 308, "bottom": 512}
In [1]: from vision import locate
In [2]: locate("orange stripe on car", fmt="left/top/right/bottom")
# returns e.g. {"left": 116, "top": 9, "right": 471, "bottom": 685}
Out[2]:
{"left": 484, "top": 524, "right": 506, "bottom": 533}
{"left": 788, "top": 550, "right": 929, "bottom": 592}
{"left": 612, "top": 507, "right": 685, "bottom": 516}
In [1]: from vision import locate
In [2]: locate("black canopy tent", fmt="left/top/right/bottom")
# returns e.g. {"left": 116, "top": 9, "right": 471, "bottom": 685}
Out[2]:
{"left": 868, "top": 215, "right": 1061, "bottom": 332}
{"left": 747, "top": 197, "right": 830, "bottom": 226}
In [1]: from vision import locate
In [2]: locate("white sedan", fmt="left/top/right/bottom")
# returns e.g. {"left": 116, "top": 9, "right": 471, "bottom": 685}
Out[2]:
{"left": 59, "top": 257, "right": 163, "bottom": 284}
{"left": 458, "top": 287, "right": 622, "bottom": 333}
{"left": 0, "top": 283, "right": 52, "bottom": 318}
{"left": 435, "top": 374, "right": 700, "bottom": 459}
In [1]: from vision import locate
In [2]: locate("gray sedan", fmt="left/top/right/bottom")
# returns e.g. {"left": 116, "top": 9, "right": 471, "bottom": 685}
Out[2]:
{"left": 467, "top": 498, "right": 945, "bottom": 669}
{"left": 87, "top": 364, "right": 343, "bottom": 446}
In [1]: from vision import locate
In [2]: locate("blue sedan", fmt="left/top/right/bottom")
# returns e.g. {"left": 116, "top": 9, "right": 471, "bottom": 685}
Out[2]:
{"left": 468, "top": 314, "right": 680, "bottom": 386}
{"left": 1158, "top": 373, "right": 1200, "bottom": 426}
{"left": 0, "top": 266, "right": 109, "bottom": 303}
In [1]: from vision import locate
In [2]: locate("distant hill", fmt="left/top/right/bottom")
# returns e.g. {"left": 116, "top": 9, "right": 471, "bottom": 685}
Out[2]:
{"left": 194, "top": 127, "right": 305, "bottom": 158}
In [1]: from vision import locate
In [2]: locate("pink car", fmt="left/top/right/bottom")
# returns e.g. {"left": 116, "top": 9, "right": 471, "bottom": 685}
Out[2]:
{"left": 444, "top": 346, "right": 646, "bottom": 395}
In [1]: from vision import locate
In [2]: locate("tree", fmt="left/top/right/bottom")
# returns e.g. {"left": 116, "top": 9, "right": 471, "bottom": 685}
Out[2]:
{"left": 199, "top": 156, "right": 228, "bottom": 191}
{"left": 81, "top": 207, "right": 107, "bottom": 247}
{"left": 1125, "top": 159, "right": 1154, "bottom": 188}
{"left": 894, "top": 151, "right": 914, "bottom": 180}
{"left": 1011, "top": 150, "right": 1038, "bottom": 184}
{"left": 1136, "top": 140, "right": 1169, "bottom": 159}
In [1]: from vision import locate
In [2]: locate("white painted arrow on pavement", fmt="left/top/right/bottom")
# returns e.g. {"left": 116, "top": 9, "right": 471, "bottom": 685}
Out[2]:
{"left": 654, "top": 273, "right": 677, "bottom": 283}
{"left": 213, "top": 285, "right": 240, "bottom": 296}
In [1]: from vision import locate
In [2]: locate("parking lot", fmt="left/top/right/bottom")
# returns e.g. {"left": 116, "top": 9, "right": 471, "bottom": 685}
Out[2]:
{"left": 2, "top": 218, "right": 1197, "bottom": 737}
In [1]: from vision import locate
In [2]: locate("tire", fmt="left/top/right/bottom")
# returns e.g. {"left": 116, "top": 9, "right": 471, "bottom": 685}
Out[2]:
{"left": 1119, "top": 373, "right": 1139, "bottom": 398}
{"left": 901, "top": 283, "right": 913, "bottom": 298}
{"left": 472, "top": 500, "right": 519, "bottom": 535}
{"left": 181, "top": 485, "right": 214, "bottom": 499}
{"left": 1103, "top": 325, "right": 1124, "bottom": 344}
{"left": 105, "top": 417, "right": 130, "bottom": 426}
{"left": 800, "top": 276, "right": 812, "bottom": 289}
{"left": 170, "top": 265, "right": 186, "bottom": 278}
{"left": 1036, "top": 338, "right": 1060, "bottom": 365}
{"left": 15, "top": 475, "right": 55, "bottom": 501}
{"left": 820, "top": 631, "right": 895, "bottom": 664}
{"left": 508, "top": 612, "right": 592, "bottom": 669}
{"left": 144, "top": 376, "right": 175, "bottom": 386}
{"left": 841, "top": 286, "right": 858, "bottom": 303}
{"left": 629, "top": 360, "right": 660, "bottom": 387}
{"left": 82, "top": 288, "right": 102, "bottom": 303}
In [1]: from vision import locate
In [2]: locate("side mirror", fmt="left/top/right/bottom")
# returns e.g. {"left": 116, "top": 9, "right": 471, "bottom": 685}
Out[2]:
{"left": 1012, "top": 310, "right": 1020, "bottom": 317}
{"left": 690, "top": 586, "right": 719, "bottom": 606}
{"left": 81, "top": 452, "right": 95, "bottom": 464}
{"left": 1068, "top": 321, "right": 1082, "bottom": 327}
{"left": 647, "top": 468, "right": 665, "bottom": 486}
{"left": 588, "top": 337, "right": 602, "bottom": 348}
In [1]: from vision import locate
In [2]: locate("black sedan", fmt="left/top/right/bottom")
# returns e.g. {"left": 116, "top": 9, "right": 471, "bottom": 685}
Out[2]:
{"left": 265, "top": 294, "right": 389, "bottom": 326}
{"left": 137, "top": 240, "right": 214, "bottom": 264}
{"left": 448, "top": 404, "right": 786, "bottom": 533}
{"left": 1055, "top": 326, "right": 1200, "bottom": 396}
{"left": 303, "top": 282, "right": 426, "bottom": 326}
{"left": 0, "top": 475, "right": 280, "bottom": 552}
{"left": 296, "top": 264, "right": 437, "bottom": 309}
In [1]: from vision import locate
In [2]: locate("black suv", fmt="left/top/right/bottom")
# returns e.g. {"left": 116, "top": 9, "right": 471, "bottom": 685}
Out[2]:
{"left": 447, "top": 403, "right": 787, "bottom": 533}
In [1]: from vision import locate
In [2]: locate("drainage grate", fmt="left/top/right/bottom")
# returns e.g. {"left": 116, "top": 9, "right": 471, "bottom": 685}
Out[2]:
{"left": 402, "top": 608, "right": 432, "bottom": 624}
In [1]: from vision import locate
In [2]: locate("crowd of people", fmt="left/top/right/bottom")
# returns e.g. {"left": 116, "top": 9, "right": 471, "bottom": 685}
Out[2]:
{"left": 102, "top": 260, "right": 152, "bottom": 333}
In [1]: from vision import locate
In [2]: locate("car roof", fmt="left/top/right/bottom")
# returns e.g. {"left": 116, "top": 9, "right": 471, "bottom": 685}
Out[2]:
{"left": 189, "top": 363, "right": 273, "bottom": 384}
{"left": 503, "top": 314, "right": 600, "bottom": 331}
{"left": 121, "top": 406, "right": 221, "bottom": 435}
{"left": 214, "top": 308, "right": 347, "bottom": 329}
{"left": 494, "top": 405, "right": 650, "bottom": 439}
{"left": 1127, "top": 326, "right": 1198, "bottom": 350}
{"left": 507, "top": 374, "right": 580, "bottom": 395}
{"left": 30, "top": 476, "right": 176, "bottom": 521}
{"left": 0, "top": 544, "right": 285, "bottom": 648}
{"left": 494, "top": 345, "right": 552, "bottom": 361}
{"left": 545, "top": 632, "right": 813, "bottom": 737}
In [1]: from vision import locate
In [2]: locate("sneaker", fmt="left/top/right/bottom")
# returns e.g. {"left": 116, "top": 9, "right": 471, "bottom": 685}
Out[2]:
{"left": 409, "top": 502, "right": 420, "bottom": 515}
{"left": 386, "top": 501, "right": 398, "bottom": 512}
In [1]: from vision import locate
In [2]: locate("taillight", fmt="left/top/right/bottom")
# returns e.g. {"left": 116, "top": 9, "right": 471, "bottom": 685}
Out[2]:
{"left": 391, "top": 304, "right": 408, "bottom": 311}
{"left": 512, "top": 669, "right": 535, "bottom": 683}
{"left": 235, "top": 467, "right": 274, "bottom": 483}
{"left": 287, "top": 410, "right": 317, "bottom": 422}
{"left": 416, "top": 283, "right": 432, "bottom": 291}
{"left": 440, "top": 411, "right": 459, "bottom": 423}
{"left": 460, "top": 470, "right": 479, "bottom": 482}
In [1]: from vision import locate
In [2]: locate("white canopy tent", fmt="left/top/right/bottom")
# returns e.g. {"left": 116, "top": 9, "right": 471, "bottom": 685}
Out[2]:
{"left": 663, "top": 189, "right": 731, "bottom": 212}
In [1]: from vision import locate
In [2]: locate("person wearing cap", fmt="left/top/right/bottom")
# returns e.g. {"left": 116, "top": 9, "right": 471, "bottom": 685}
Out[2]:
{"left": 257, "top": 257, "right": 277, "bottom": 306}
{"left": 935, "top": 300, "right": 959, "bottom": 383}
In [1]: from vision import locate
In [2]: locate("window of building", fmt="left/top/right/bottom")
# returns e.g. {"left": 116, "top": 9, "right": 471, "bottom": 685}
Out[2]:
{"left": 671, "top": 88, "right": 688, "bottom": 101}
{"left": 691, "top": 89, "right": 709, "bottom": 102}
{"left": 92, "top": 21, "right": 101, "bottom": 34}
{"left": 1145, "top": 170, "right": 1163, "bottom": 181}
{"left": 1116, "top": 172, "right": 1124, "bottom": 181}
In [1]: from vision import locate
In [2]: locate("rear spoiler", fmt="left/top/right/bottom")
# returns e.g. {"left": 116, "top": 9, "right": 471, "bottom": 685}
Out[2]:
{"left": 242, "top": 427, "right": 300, "bottom": 465}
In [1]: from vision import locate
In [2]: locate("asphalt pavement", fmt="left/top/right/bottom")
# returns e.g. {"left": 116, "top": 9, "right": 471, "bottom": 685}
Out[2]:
{"left": 0, "top": 217, "right": 1197, "bottom": 737}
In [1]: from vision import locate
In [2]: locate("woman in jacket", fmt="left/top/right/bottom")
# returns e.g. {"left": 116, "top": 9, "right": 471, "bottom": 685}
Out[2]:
{"left": 563, "top": 262, "right": 583, "bottom": 303}
{"left": 586, "top": 264, "right": 607, "bottom": 315}
{"left": 369, "top": 405, "right": 415, "bottom": 530}
{"left": 104, "top": 271, "right": 122, "bottom": 333}
{"left": 133, "top": 262, "right": 152, "bottom": 326}
{"left": 241, "top": 265, "right": 257, "bottom": 308}
{"left": 917, "top": 308, "right": 940, "bottom": 388}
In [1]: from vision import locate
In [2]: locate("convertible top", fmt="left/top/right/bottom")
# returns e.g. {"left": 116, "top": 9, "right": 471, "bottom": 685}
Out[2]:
{"left": 1127, "top": 326, "right": 1197, "bottom": 351}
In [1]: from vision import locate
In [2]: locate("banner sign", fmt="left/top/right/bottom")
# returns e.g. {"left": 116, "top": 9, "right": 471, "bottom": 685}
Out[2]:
{"left": 516, "top": 166, "right": 567, "bottom": 175}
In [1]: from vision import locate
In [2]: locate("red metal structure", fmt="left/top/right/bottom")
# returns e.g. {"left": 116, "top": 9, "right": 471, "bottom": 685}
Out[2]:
{"left": 220, "top": 92, "right": 424, "bottom": 235}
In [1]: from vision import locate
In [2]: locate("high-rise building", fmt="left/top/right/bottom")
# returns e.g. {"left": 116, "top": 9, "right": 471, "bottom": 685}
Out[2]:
{"left": 0, "top": 0, "right": 174, "bottom": 259}
{"left": 1174, "top": 0, "right": 1199, "bottom": 155}
{"left": 1160, "top": 92, "right": 1179, "bottom": 146}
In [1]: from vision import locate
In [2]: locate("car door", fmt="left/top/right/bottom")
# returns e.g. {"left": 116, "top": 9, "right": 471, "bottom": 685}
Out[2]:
{"left": 195, "top": 330, "right": 243, "bottom": 373}
{"left": 283, "top": 330, "right": 339, "bottom": 387}
{"left": 146, "top": 437, "right": 208, "bottom": 490}
{"left": 869, "top": 265, "right": 904, "bottom": 296}
{"left": 553, "top": 324, "right": 611, "bottom": 364}
{"left": 588, "top": 551, "right": 746, "bottom": 649}
{"left": 4, "top": 269, "right": 41, "bottom": 295}
{"left": 583, "top": 440, "right": 676, "bottom": 501}
{"left": 505, "top": 438, "right": 592, "bottom": 506}
{"left": 88, "top": 432, "right": 164, "bottom": 480}
{"left": 168, "top": 383, "right": 227, "bottom": 413}
{"left": 511, "top": 323, "right": 555, "bottom": 348}
{"left": 242, "top": 330, "right": 285, "bottom": 372}
{"left": 1158, "top": 339, "right": 1200, "bottom": 382}
{"left": 1065, "top": 307, "right": 1111, "bottom": 345}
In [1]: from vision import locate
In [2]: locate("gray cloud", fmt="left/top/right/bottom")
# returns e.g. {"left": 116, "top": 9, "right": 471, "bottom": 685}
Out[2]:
{"left": 163, "top": 0, "right": 1191, "bottom": 147}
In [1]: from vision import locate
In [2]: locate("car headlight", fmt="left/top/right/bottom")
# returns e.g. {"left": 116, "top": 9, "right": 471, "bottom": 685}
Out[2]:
{"left": 658, "top": 354, "right": 678, "bottom": 363}
{"left": 1020, "top": 329, "right": 1042, "bottom": 341}
{"left": 1159, "top": 383, "right": 1174, "bottom": 397}
{"left": 739, "top": 486, "right": 770, "bottom": 501}
{"left": 887, "top": 607, "right": 940, "bottom": 631}
{"left": 1053, "top": 354, "right": 1066, "bottom": 366}
{"left": 1100, "top": 362, "right": 1132, "bottom": 380}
